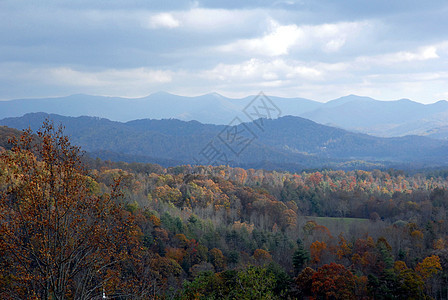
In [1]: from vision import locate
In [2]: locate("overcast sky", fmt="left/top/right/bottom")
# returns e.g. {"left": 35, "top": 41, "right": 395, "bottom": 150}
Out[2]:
{"left": 1, "top": 0, "right": 448, "bottom": 103}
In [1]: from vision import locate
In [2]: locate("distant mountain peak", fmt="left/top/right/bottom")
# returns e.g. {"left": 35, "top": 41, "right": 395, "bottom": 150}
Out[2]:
{"left": 396, "top": 98, "right": 417, "bottom": 104}
{"left": 68, "top": 93, "right": 88, "bottom": 97}
{"left": 323, "top": 94, "right": 375, "bottom": 108}
{"left": 196, "top": 92, "right": 229, "bottom": 100}
{"left": 433, "top": 99, "right": 448, "bottom": 106}
{"left": 149, "top": 91, "right": 174, "bottom": 97}
{"left": 66, "top": 93, "right": 106, "bottom": 99}
{"left": 336, "top": 94, "right": 375, "bottom": 101}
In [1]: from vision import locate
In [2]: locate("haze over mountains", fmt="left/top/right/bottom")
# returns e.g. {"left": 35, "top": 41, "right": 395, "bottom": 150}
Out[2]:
{"left": 1, "top": 92, "right": 447, "bottom": 140}
{"left": 0, "top": 92, "right": 321, "bottom": 125}
{"left": 302, "top": 95, "right": 448, "bottom": 139}
{"left": 1, "top": 113, "right": 447, "bottom": 171}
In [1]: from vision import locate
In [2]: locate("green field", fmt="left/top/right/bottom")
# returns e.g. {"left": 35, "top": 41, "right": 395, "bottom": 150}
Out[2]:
{"left": 303, "top": 216, "right": 370, "bottom": 235}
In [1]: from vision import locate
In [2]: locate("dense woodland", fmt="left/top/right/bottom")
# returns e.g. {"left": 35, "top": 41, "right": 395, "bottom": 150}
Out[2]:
{"left": 1, "top": 123, "right": 448, "bottom": 299}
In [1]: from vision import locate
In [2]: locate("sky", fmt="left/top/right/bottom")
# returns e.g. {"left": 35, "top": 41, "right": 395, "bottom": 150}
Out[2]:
{"left": 1, "top": 0, "right": 448, "bottom": 103}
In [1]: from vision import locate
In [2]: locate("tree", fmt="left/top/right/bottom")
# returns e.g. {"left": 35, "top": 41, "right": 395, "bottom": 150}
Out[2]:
{"left": 312, "top": 263, "right": 356, "bottom": 300}
{"left": 0, "top": 122, "right": 144, "bottom": 299}
{"left": 336, "top": 234, "right": 352, "bottom": 261}
{"left": 295, "top": 267, "right": 315, "bottom": 298}
{"left": 396, "top": 268, "right": 425, "bottom": 299}
{"left": 209, "top": 248, "right": 225, "bottom": 272}
{"left": 293, "top": 238, "right": 310, "bottom": 274}
{"left": 253, "top": 248, "right": 272, "bottom": 265}
{"left": 415, "top": 255, "right": 442, "bottom": 281}
{"left": 234, "top": 265, "right": 276, "bottom": 299}
{"left": 181, "top": 271, "right": 223, "bottom": 299}
{"left": 415, "top": 255, "right": 442, "bottom": 297}
{"left": 310, "top": 240, "right": 327, "bottom": 265}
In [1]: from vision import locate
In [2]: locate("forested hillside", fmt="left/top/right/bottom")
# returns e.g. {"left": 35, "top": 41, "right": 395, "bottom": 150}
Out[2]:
{"left": 2, "top": 93, "right": 448, "bottom": 139}
{"left": 2, "top": 113, "right": 448, "bottom": 171}
{"left": 2, "top": 124, "right": 448, "bottom": 298}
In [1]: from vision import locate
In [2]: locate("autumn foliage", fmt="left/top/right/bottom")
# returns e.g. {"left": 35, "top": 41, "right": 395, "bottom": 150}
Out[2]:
{"left": 0, "top": 122, "right": 145, "bottom": 299}
{"left": 311, "top": 263, "right": 356, "bottom": 299}
{"left": 2, "top": 121, "right": 448, "bottom": 298}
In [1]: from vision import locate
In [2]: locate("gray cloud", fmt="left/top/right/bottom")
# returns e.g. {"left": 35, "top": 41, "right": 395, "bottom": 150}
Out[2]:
{"left": 1, "top": 0, "right": 448, "bottom": 103}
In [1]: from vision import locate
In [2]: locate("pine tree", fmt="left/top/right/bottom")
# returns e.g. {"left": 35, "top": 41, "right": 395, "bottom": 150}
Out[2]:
{"left": 293, "top": 238, "right": 310, "bottom": 274}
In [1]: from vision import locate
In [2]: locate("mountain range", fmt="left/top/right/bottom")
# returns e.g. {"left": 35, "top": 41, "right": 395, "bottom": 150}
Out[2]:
{"left": 301, "top": 95, "right": 448, "bottom": 139}
{"left": 1, "top": 92, "right": 447, "bottom": 139}
{"left": 1, "top": 113, "right": 447, "bottom": 171}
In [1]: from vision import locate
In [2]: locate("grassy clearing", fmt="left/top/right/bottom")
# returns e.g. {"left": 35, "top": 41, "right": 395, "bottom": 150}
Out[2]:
{"left": 303, "top": 216, "right": 370, "bottom": 235}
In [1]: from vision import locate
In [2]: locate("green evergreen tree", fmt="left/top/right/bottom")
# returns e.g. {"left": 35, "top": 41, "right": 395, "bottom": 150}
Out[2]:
{"left": 293, "top": 238, "right": 310, "bottom": 274}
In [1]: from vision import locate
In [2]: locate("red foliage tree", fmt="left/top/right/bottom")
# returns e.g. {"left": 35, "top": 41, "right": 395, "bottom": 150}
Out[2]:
{"left": 311, "top": 262, "right": 356, "bottom": 299}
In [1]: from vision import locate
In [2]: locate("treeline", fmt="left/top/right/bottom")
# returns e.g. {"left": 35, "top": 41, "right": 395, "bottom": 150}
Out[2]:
{"left": 89, "top": 159, "right": 448, "bottom": 227}
{"left": 85, "top": 156, "right": 448, "bottom": 298}
{"left": 2, "top": 124, "right": 448, "bottom": 298}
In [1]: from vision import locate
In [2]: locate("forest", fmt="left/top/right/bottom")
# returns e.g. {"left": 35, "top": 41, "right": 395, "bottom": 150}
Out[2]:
{"left": 1, "top": 123, "right": 448, "bottom": 299}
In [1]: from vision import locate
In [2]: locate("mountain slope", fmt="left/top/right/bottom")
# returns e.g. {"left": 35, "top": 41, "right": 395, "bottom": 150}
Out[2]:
{"left": 2, "top": 93, "right": 448, "bottom": 139}
{"left": 257, "top": 116, "right": 447, "bottom": 162}
{"left": 301, "top": 95, "right": 448, "bottom": 137}
{"left": 0, "top": 92, "right": 321, "bottom": 125}
{"left": 0, "top": 126, "right": 23, "bottom": 151}
{"left": 1, "top": 113, "right": 447, "bottom": 171}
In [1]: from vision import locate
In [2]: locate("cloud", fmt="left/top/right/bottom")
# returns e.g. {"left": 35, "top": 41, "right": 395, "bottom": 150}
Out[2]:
{"left": 353, "top": 44, "right": 443, "bottom": 70}
{"left": 204, "top": 58, "right": 323, "bottom": 82}
{"left": 1, "top": 1, "right": 448, "bottom": 103}
{"left": 145, "top": 13, "right": 180, "bottom": 29}
{"left": 45, "top": 67, "right": 172, "bottom": 86}
{"left": 233, "top": 21, "right": 303, "bottom": 56}
{"left": 6, "top": 66, "right": 175, "bottom": 98}
{"left": 172, "top": 8, "right": 264, "bottom": 34}
{"left": 378, "top": 46, "right": 439, "bottom": 63}
{"left": 217, "top": 20, "right": 370, "bottom": 56}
